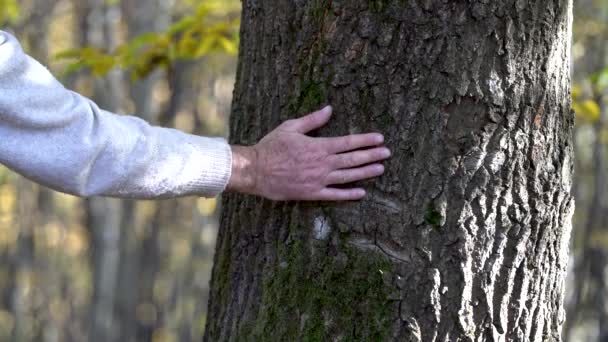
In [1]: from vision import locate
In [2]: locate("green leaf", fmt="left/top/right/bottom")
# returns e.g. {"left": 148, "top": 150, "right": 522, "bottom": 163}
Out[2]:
{"left": 573, "top": 99, "right": 601, "bottom": 122}
{"left": 55, "top": 49, "right": 84, "bottom": 60}
{"left": 217, "top": 36, "right": 238, "bottom": 55}
{"left": 54, "top": 0, "right": 240, "bottom": 79}
{"left": 0, "top": 0, "right": 20, "bottom": 25}
{"left": 129, "top": 32, "right": 163, "bottom": 50}
{"left": 62, "top": 61, "right": 88, "bottom": 76}
{"left": 192, "top": 37, "right": 216, "bottom": 58}
{"left": 168, "top": 17, "right": 196, "bottom": 36}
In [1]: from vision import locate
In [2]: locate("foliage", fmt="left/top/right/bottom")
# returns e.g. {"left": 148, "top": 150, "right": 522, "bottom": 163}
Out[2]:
{"left": 56, "top": 1, "right": 240, "bottom": 80}
{"left": 0, "top": 0, "right": 20, "bottom": 26}
{"left": 0, "top": 1, "right": 240, "bottom": 340}
{"left": 571, "top": 0, "right": 608, "bottom": 124}
{"left": 572, "top": 67, "right": 608, "bottom": 123}
{"left": 572, "top": 84, "right": 600, "bottom": 122}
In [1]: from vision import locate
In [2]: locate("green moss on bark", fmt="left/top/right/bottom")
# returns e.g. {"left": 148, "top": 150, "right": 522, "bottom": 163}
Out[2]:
{"left": 292, "top": 81, "right": 327, "bottom": 115}
{"left": 290, "top": 40, "right": 329, "bottom": 115}
{"left": 425, "top": 203, "right": 443, "bottom": 228}
{"left": 288, "top": 2, "right": 331, "bottom": 116}
{"left": 369, "top": 0, "right": 407, "bottom": 13}
{"left": 214, "top": 231, "right": 232, "bottom": 312}
{"left": 239, "top": 233, "right": 398, "bottom": 341}
{"left": 310, "top": 0, "right": 327, "bottom": 23}
{"left": 369, "top": 0, "right": 389, "bottom": 12}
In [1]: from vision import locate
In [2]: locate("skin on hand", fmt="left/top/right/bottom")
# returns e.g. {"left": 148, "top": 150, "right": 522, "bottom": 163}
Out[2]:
{"left": 227, "top": 106, "right": 391, "bottom": 201}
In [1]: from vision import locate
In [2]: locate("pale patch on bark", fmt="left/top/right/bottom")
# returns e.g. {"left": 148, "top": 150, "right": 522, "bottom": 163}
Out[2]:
{"left": 487, "top": 69, "right": 505, "bottom": 106}
{"left": 313, "top": 215, "right": 331, "bottom": 240}
{"left": 560, "top": 199, "right": 575, "bottom": 264}
{"left": 429, "top": 269, "right": 441, "bottom": 323}
{"left": 458, "top": 248, "right": 476, "bottom": 338}
{"left": 347, "top": 236, "right": 411, "bottom": 263}
{"left": 486, "top": 151, "right": 506, "bottom": 174}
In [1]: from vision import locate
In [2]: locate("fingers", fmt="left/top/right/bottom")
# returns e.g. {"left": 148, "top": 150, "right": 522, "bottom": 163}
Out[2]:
{"left": 324, "top": 133, "right": 384, "bottom": 154}
{"left": 332, "top": 147, "right": 391, "bottom": 169}
{"left": 326, "top": 164, "right": 385, "bottom": 185}
{"left": 313, "top": 188, "right": 367, "bottom": 201}
{"left": 285, "top": 106, "right": 333, "bottom": 133}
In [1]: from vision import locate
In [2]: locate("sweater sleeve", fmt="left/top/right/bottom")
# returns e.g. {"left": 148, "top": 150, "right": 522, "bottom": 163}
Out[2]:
{"left": 0, "top": 31, "right": 232, "bottom": 199}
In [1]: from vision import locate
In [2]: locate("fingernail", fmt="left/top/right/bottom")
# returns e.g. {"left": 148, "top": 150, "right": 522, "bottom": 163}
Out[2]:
{"left": 382, "top": 148, "right": 391, "bottom": 158}
{"left": 322, "top": 105, "right": 333, "bottom": 114}
{"left": 376, "top": 164, "right": 385, "bottom": 173}
{"left": 376, "top": 134, "right": 384, "bottom": 144}
{"left": 357, "top": 189, "right": 366, "bottom": 197}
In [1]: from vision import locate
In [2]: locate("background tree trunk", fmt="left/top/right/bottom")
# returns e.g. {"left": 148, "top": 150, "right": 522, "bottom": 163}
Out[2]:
{"left": 205, "top": 0, "right": 575, "bottom": 341}
{"left": 114, "top": 2, "right": 170, "bottom": 340}
{"left": 9, "top": 2, "right": 59, "bottom": 340}
{"left": 82, "top": 1, "right": 125, "bottom": 341}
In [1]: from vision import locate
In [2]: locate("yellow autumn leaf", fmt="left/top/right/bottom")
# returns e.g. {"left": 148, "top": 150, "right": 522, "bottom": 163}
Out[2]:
{"left": 217, "top": 36, "right": 238, "bottom": 55}
{"left": 0, "top": 0, "right": 20, "bottom": 25}
{"left": 571, "top": 84, "right": 583, "bottom": 99}
{"left": 573, "top": 99, "right": 601, "bottom": 122}
{"left": 197, "top": 197, "right": 217, "bottom": 216}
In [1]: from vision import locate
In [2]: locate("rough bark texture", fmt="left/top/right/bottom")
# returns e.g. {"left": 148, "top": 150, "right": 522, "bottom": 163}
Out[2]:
{"left": 205, "top": 1, "right": 574, "bottom": 341}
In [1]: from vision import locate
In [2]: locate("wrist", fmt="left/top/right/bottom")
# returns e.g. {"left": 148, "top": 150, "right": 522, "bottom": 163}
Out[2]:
{"left": 226, "top": 145, "right": 259, "bottom": 195}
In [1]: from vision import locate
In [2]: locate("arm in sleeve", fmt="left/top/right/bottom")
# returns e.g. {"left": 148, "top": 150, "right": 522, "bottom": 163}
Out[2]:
{"left": 0, "top": 31, "right": 232, "bottom": 199}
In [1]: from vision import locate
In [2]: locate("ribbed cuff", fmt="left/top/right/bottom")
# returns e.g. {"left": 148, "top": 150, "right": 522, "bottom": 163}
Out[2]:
{"left": 186, "top": 136, "right": 233, "bottom": 198}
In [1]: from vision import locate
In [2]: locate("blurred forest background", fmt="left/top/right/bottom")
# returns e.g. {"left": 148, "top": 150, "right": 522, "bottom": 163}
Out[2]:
{"left": 0, "top": 0, "right": 606, "bottom": 341}
{"left": 0, "top": 0, "right": 238, "bottom": 341}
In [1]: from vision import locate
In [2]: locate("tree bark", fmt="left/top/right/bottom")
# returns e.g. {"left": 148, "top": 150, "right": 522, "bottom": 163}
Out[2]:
{"left": 205, "top": 1, "right": 575, "bottom": 341}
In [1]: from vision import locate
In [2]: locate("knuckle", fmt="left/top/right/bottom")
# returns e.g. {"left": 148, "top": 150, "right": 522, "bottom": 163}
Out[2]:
{"left": 338, "top": 136, "right": 351, "bottom": 150}
{"left": 313, "top": 169, "right": 327, "bottom": 183}
{"left": 278, "top": 122, "right": 291, "bottom": 131}
{"left": 344, "top": 155, "right": 356, "bottom": 167}
{"left": 301, "top": 116, "right": 312, "bottom": 125}
{"left": 308, "top": 114, "right": 320, "bottom": 124}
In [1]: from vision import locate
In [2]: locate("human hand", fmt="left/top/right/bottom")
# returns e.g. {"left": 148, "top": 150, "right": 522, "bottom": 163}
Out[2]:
{"left": 227, "top": 106, "right": 391, "bottom": 201}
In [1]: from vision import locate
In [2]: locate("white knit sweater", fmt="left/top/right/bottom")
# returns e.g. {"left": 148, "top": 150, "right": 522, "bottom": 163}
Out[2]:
{"left": 0, "top": 31, "right": 232, "bottom": 199}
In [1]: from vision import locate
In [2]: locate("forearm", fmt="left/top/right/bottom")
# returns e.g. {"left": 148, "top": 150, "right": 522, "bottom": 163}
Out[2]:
{"left": 0, "top": 31, "right": 232, "bottom": 199}
{"left": 0, "top": 31, "right": 390, "bottom": 202}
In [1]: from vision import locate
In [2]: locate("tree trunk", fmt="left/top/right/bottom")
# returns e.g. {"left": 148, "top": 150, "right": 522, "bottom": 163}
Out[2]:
{"left": 113, "top": 3, "right": 171, "bottom": 341}
{"left": 205, "top": 1, "right": 575, "bottom": 341}
{"left": 9, "top": 5, "right": 58, "bottom": 339}
{"left": 83, "top": 1, "right": 125, "bottom": 341}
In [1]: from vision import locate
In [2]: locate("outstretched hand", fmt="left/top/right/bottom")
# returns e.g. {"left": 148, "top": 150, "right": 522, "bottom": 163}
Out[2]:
{"left": 227, "top": 106, "right": 391, "bottom": 201}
